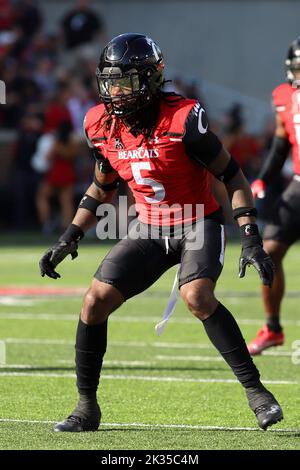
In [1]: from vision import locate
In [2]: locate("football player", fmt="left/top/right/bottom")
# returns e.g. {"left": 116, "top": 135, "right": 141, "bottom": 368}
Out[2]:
{"left": 248, "top": 37, "right": 300, "bottom": 355}
{"left": 39, "top": 33, "right": 282, "bottom": 431}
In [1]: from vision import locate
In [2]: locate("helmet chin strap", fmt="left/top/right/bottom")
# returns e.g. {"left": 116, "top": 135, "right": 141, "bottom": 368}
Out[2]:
{"left": 121, "top": 97, "right": 160, "bottom": 136}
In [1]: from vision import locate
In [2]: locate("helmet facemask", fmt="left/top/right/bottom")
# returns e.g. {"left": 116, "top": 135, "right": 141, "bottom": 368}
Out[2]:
{"left": 286, "top": 38, "right": 300, "bottom": 88}
{"left": 286, "top": 60, "right": 300, "bottom": 88}
{"left": 96, "top": 65, "right": 163, "bottom": 117}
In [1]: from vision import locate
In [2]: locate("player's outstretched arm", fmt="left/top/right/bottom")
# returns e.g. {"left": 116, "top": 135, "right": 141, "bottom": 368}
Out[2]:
{"left": 177, "top": 101, "right": 274, "bottom": 287}
{"left": 251, "top": 113, "right": 291, "bottom": 200}
{"left": 207, "top": 147, "right": 274, "bottom": 288}
{"left": 39, "top": 164, "right": 119, "bottom": 279}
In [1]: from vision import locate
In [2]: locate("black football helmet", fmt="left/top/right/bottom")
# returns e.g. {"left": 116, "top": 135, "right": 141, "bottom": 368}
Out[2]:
{"left": 96, "top": 33, "right": 164, "bottom": 117}
{"left": 286, "top": 37, "right": 300, "bottom": 85}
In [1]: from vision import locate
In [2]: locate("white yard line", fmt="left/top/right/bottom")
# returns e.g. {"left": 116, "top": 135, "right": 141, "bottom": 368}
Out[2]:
{"left": 0, "top": 364, "right": 38, "bottom": 368}
{"left": 155, "top": 355, "right": 223, "bottom": 362}
{"left": 0, "top": 313, "right": 77, "bottom": 321}
{"left": 263, "top": 351, "right": 293, "bottom": 357}
{"left": 4, "top": 338, "right": 74, "bottom": 345}
{"left": 0, "top": 312, "right": 300, "bottom": 326}
{"left": 0, "top": 354, "right": 292, "bottom": 367}
{"left": 3, "top": 338, "right": 212, "bottom": 348}
{"left": 1, "top": 338, "right": 294, "bottom": 356}
{"left": 0, "top": 298, "right": 36, "bottom": 306}
{"left": 0, "top": 417, "right": 297, "bottom": 433}
{"left": 0, "top": 371, "right": 298, "bottom": 385}
{"left": 104, "top": 360, "right": 152, "bottom": 366}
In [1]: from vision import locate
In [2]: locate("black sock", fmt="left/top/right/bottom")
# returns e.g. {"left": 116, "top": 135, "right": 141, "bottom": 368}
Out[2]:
{"left": 75, "top": 318, "right": 107, "bottom": 398}
{"left": 267, "top": 317, "right": 282, "bottom": 333}
{"left": 202, "top": 303, "right": 260, "bottom": 388}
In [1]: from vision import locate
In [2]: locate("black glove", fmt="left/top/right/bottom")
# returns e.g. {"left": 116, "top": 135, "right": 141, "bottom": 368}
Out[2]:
{"left": 239, "top": 223, "right": 274, "bottom": 288}
{"left": 39, "top": 224, "right": 84, "bottom": 279}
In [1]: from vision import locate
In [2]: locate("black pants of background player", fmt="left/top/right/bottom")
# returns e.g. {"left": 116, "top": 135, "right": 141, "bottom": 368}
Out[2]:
{"left": 264, "top": 178, "right": 300, "bottom": 246}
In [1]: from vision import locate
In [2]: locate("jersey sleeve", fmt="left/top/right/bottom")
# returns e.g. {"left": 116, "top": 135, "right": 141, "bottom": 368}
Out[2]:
{"left": 83, "top": 116, "right": 115, "bottom": 174}
{"left": 183, "top": 102, "right": 222, "bottom": 167}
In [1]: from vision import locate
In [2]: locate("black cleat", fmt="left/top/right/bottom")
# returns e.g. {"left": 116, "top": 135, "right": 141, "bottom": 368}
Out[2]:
{"left": 254, "top": 403, "right": 283, "bottom": 430}
{"left": 246, "top": 385, "right": 283, "bottom": 430}
{"left": 54, "top": 403, "right": 101, "bottom": 432}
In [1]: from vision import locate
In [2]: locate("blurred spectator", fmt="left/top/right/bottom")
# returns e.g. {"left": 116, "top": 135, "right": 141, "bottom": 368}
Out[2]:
{"left": 0, "top": 1, "right": 43, "bottom": 63}
{"left": 43, "top": 82, "right": 72, "bottom": 132}
{"left": 11, "top": 112, "right": 43, "bottom": 229}
{"left": 222, "top": 103, "right": 261, "bottom": 179}
{"left": 1, "top": 62, "right": 42, "bottom": 128}
{"left": 67, "top": 78, "right": 96, "bottom": 133}
{"left": 61, "top": 0, "right": 104, "bottom": 50}
{"left": 33, "top": 57, "right": 57, "bottom": 98}
{"left": 165, "top": 76, "right": 187, "bottom": 95}
{"left": 185, "top": 79, "right": 202, "bottom": 101}
{"left": 15, "top": 0, "right": 42, "bottom": 40}
{"left": 36, "top": 121, "right": 79, "bottom": 233}
{"left": 0, "top": 0, "right": 16, "bottom": 59}
{"left": 0, "top": 0, "right": 15, "bottom": 31}
{"left": 30, "top": 32, "right": 60, "bottom": 64}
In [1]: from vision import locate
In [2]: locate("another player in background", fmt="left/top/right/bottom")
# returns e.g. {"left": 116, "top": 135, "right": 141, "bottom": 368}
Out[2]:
{"left": 248, "top": 37, "right": 300, "bottom": 355}
{"left": 39, "top": 33, "right": 282, "bottom": 432}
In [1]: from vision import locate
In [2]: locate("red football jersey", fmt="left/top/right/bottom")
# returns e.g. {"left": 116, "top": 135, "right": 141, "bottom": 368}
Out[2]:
{"left": 273, "top": 82, "right": 300, "bottom": 175}
{"left": 84, "top": 98, "right": 219, "bottom": 226}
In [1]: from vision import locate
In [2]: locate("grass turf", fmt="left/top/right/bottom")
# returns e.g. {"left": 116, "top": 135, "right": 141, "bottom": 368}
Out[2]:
{"left": 0, "top": 240, "right": 300, "bottom": 450}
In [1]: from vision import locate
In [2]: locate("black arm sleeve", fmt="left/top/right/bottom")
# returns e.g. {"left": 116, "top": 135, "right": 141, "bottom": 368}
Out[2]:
{"left": 84, "top": 127, "right": 115, "bottom": 174}
{"left": 258, "top": 136, "right": 291, "bottom": 182}
{"left": 183, "top": 103, "right": 222, "bottom": 167}
{"left": 90, "top": 148, "right": 115, "bottom": 174}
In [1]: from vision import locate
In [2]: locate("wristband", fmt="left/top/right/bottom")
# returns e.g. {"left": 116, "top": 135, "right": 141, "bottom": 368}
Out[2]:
{"left": 233, "top": 207, "right": 257, "bottom": 220}
{"left": 60, "top": 223, "right": 84, "bottom": 243}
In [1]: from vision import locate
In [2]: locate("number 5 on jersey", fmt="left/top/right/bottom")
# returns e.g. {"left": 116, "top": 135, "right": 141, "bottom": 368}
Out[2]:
{"left": 131, "top": 162, "right": 165, "bottom": 203}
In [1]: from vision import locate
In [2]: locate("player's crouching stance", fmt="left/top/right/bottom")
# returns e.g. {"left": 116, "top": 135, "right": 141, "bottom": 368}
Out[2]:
{"left": 39, "top": 33, "right": 283, "bottom": 432}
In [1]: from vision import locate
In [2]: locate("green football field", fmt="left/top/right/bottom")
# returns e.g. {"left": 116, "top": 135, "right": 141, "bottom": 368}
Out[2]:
{"left": 0, "top": 239, "right": 300, "bottom": 450}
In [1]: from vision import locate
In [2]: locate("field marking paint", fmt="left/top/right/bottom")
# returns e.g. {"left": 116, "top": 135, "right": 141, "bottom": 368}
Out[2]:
{"left": 3, "top": 338, "right": 211, "bottom": 349}
{"left": 263, "top": 351, "right": 293, "bottom": 357}
{"left": 0, "top": 297, "right": 36, "bottom": 306}
{"left": 0, "top": 355, "right": 292, "bottom": 367}
{"left": 0, "top": 341, "right": 5, "bottom": 365}
{"left": 1, "top": 337, "right": 294, "bottom": 357}
{"left": 0, "top": 371, "right": 299, "bottom": 385}
{"left": 0, "top": 287, "right": 86, "bottom": 296}
{"left": 3, "top": 286, "right": 300, "bottom": 299}
{"left": 104, "top": 360, "right": 153, "bottom": 366}
{"left": 0, "top": 418, "right": 298, "bottom": 433}
{"left": 0, "top": 364, "right": 39, "bottom": 368}
{"left": 155, "top": 355, "right": 223, "bottom": 362}
{"left": 4, "top": 338, "right": 74, "bottom": 345}
{"left": 0, "top": 313, "right": 77, "bottom": 321}
{"left": 1, "top": 312, "right": 300, "bottom": 327}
